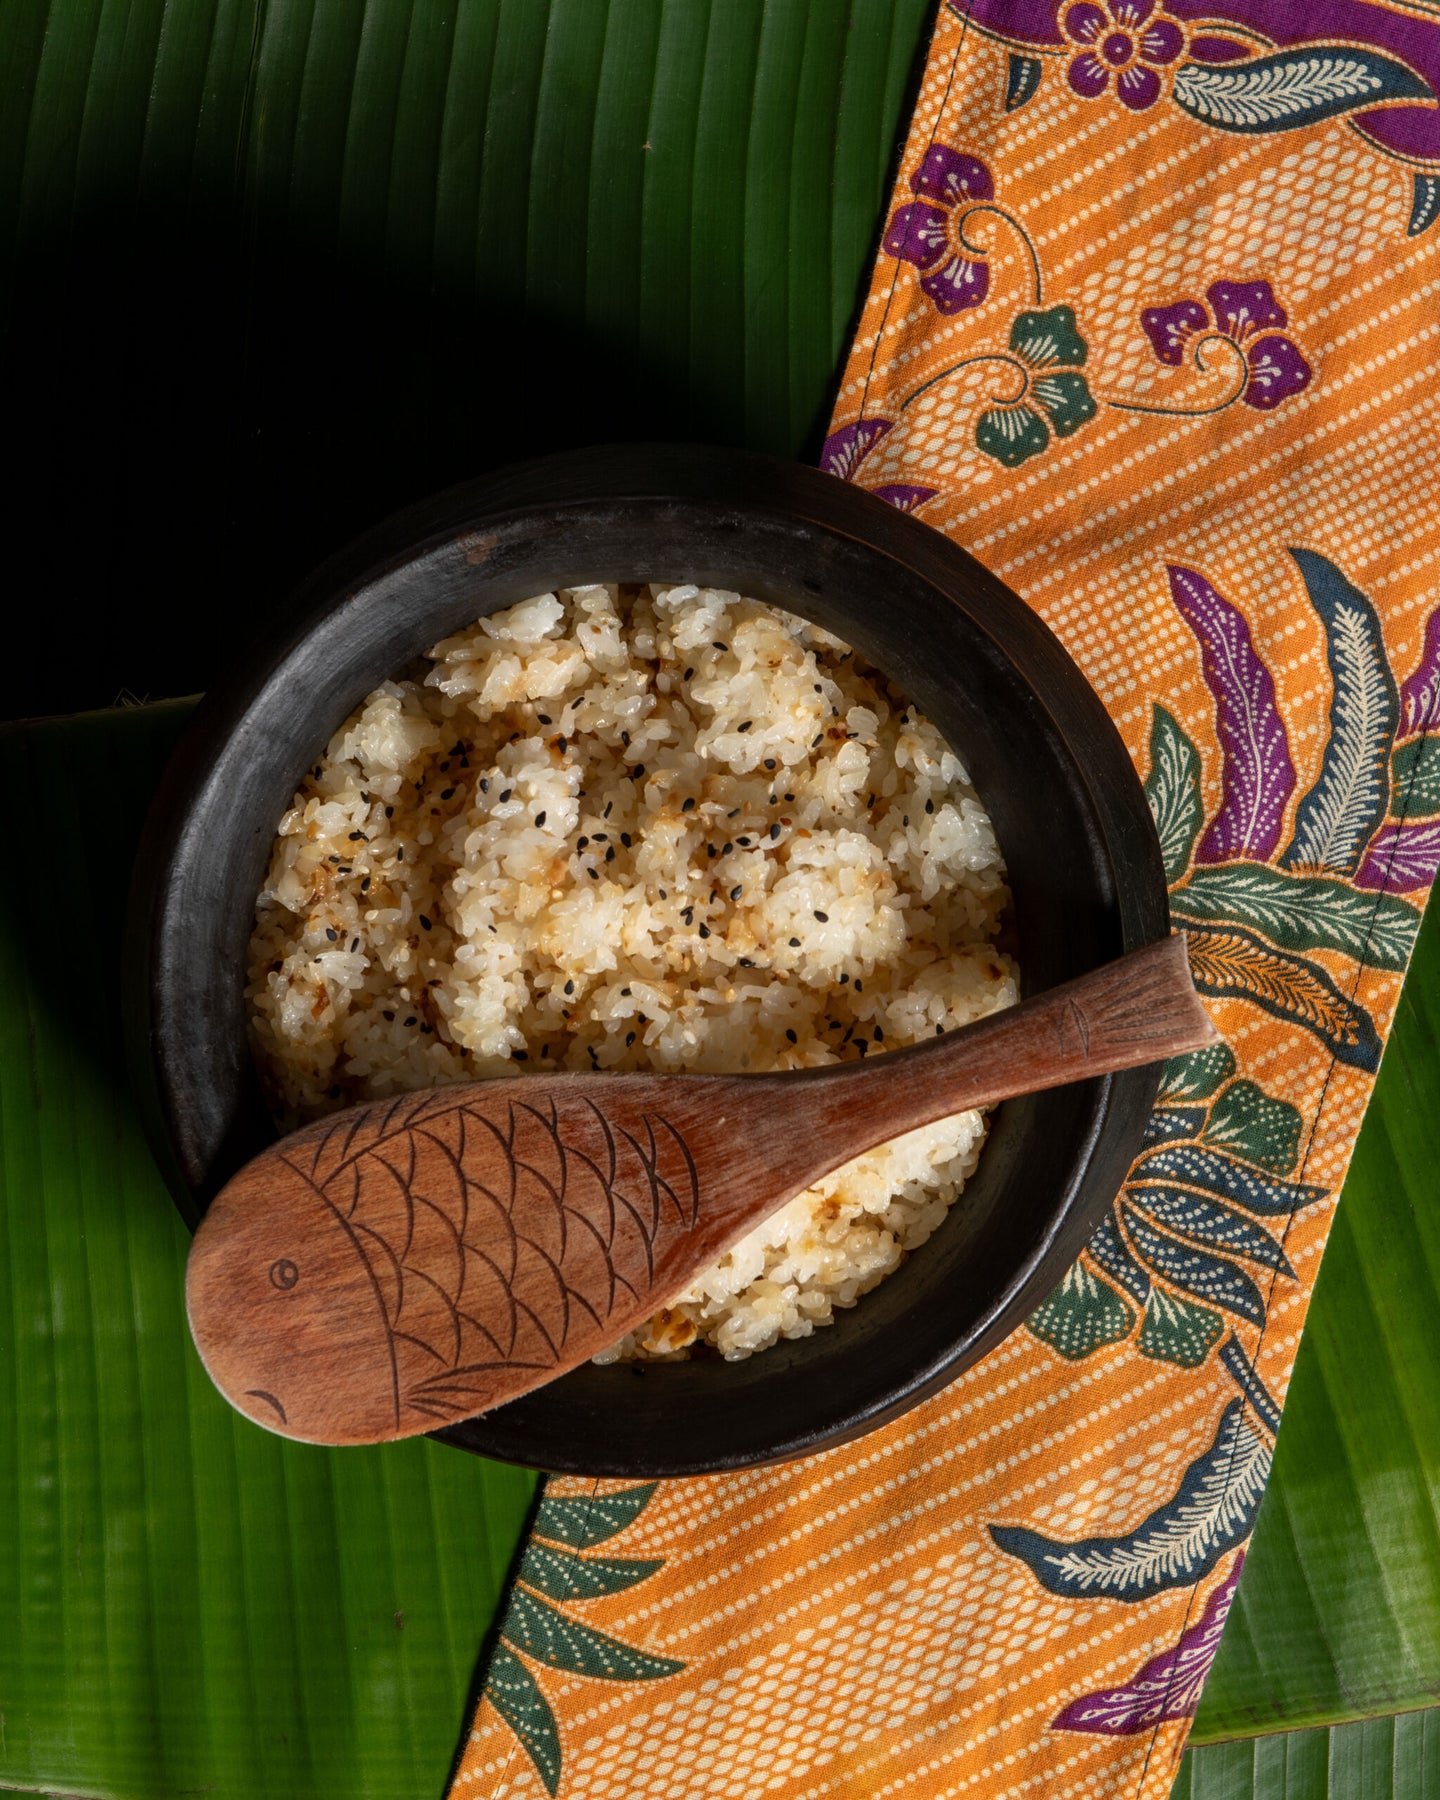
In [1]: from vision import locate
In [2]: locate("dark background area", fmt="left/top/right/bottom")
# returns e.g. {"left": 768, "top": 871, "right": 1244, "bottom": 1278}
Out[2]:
{"left": 0, "top": 0, "right": 933, "bottom": 721}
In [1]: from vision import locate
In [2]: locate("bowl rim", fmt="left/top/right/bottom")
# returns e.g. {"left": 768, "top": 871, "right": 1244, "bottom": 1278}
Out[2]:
{"left": 125, "top": 443, "right": 1169, "bottom": 1475}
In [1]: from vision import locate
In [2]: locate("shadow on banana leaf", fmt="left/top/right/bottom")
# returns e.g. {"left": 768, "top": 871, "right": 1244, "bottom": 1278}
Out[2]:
{"left": 3, "top": 192, "right": 738, "bottom": 721}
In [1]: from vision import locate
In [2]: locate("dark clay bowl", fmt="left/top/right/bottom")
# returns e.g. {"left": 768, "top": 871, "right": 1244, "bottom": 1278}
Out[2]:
{"left": 126, "top": 444, "right": 1168, "bottom": 1477}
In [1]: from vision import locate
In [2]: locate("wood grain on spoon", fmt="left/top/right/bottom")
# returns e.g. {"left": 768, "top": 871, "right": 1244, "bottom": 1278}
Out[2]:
{"left": 186, "top": 935, "right": 1216, "bottom": 1446}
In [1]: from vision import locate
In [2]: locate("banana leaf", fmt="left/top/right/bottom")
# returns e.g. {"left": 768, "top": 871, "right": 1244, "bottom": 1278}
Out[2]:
{"left": 1176, "top": 1706, "right": 1440, "bottom": 1799}
{"left": 0, "top": 2, "right": 934, "bottom": 1794}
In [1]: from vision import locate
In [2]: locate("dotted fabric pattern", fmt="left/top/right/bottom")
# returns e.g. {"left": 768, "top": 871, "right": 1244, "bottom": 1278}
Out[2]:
{"left": 451, "top": 4, "right": 1440, "bottom": 1794}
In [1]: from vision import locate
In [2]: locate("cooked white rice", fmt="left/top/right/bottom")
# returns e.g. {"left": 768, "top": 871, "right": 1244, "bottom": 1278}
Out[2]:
{"left": 246, "top": 583, "right": 1017, "bottom": 1360}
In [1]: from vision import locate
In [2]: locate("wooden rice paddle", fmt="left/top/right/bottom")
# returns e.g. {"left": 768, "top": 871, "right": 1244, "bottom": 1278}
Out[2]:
{"left": 187, "top": 936, "right": 1215, "bottom": 1445}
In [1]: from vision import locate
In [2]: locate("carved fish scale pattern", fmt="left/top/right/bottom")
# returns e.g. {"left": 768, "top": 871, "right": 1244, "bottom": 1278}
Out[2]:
{"left": 280, "top": 1087, "right": 701, "bottom": 1424}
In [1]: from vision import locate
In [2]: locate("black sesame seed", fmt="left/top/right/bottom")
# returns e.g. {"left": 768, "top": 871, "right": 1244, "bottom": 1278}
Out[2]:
{"left": 857, "top": 1039, "right": 869, "bottom": 1057}
{"left": 603, "top": 801, "right": 613, "bottom": 818}
{"left": 712, "top": 640, "right": 728, "bottom": 652}
{"left": 769, "top": 824, "right": 780, "bottom": 840}
{"left": 535, "top": 811, "right": 546, "bottom": 827}
{"left": 721, "top": 843, "right": 733, "bottom": 857}
{"left": 514, "top": 1050, "right": 528, "bottom": 1061}
{"left": 348, "top": 830, "right": 367, "bottom": 841}
{"left": 812, "top": 735, "right": 823, "bottom": 748}
{"left": 737, "top": 720, "right": 752, "bottom": 733}
{"left": 419, "top": 914, "right": 433, "bottom": 930}
{"left": 325, "top": 927, "right": 338, "bottom": 941}
{"left": 440, "top": 788, "right": 455, "bottom": 801}
{"left": 621, "top": 730, "right": 631, "bottom": 747}
{"left": 764, "top": 758, "right": 776, "bottom": 770}
{"left": 738, "top": 957, "right": 754, "bottom": 967}
{"left": 404, "top": 1015, "right": 417, "bottom": 1027}
{"left": 328, "top": 854, "right": 341, "bottom": 865}
{"left": 383, "top": 1009, "right": 395, "bottom": 1021}
{"left": 588, "top": 867, "right": 599, "bottom": 879}
{"left": 784, "top": 793, "right": 795, "bottom": 802}
{"left": 698, "top": 923, "right": 711, "bottom": 939}
{"left": 564, "top": 980, "right": 575, "bottom": 995}
{"left": 537, "top": 713, "right": 552, "bottom": 725}
{"left": 814, "top": 910, "right": 829, "bottom": 922}
{"left": 479, "top": 780, "right": 488, "bottom": 794}
{"left": 682, "top": 907, "right": 694, "bottom": 923}
{"left": 592, "top": 832, "right": 608, "bottom": 841}
{"left": 577, "top": 836, "right": 589, "bottom": 849}
{"left": 682, "top": 796, "right": 696, "bottom": 812}
{"left": 626, "top": 1031, "right": 636, "bottom": 1046}
{"left": 873, "top": 1025, "right": 884, "bottom": 1042}
{"left": 386, "top": 804, "right": 395, "bottom": 816}
{"left": 621, "top": 986, "right": 631, "bottom": 996}
{"left": 789, "top": 937, "right": 801, "bottom": 948}
{"left": 621, "top": 832, "right": 632, "bottom": 847}
{"left": 396, "top": 846, "right": 404, "bottom": 860}
{"left": 786, "top": 1029, "right": 798, "bottom": 1044}
{"left": 350, "top": 937, "right": 359, "bottom": 952}
{"left": 683, "top": 667, "right": 694, "bottom": 680}
{"left": 855, "top": 979, "right": 863, "bottom": 992}
{"left": 361, "top": 876, "right": 371, "bottom": 892}
{"left": 658, "top": 887, "right": 668, "bottom": 899}
{"left": 903, "top": 815, "right": 909, "bottom": 827}
{"left": 730, "top": 885, "right": 742, "bottom": 900}
{"left": 925, "top": 798, "right": 934, "bottom": 814}
{"left": 557, "top": 737, "right": 567, "bottom": 753}
{"left": 737, "top": 836, "right": 751, "bottom": 847}
{"left": 605, "top": 846, "right": 615, "bottom": 862}
{"left": 839, "top": 972, "right": 849, "bottom": 983}
{"left": 500, "top": 788, "right": 512, "bottom": 802}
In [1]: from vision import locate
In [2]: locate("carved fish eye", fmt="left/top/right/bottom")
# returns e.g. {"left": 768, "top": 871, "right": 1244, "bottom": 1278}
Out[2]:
{"left": 269, "top": 1258, "right": 300, "bottom": 1291}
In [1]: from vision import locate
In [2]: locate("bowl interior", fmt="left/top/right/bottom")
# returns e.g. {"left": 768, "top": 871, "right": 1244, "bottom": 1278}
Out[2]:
{"left": 128, "top": 446, "right": 1167, "bottom": 1476}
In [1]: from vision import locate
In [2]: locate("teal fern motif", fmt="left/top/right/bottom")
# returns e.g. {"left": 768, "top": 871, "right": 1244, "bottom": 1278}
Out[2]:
{"left": 990, "top": 1399, "right": 1270, "bottom": 1599}
{"left": 1281, "top": 549, "right": 1398, "bottom": 876}
{"left": 484, "top": 1482, "right": 681, "bottom": 1795}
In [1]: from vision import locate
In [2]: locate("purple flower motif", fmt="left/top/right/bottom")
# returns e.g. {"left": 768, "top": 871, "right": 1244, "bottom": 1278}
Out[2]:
{"left": 1052, "top": 1555, "right": 1243, "bottom": 1735}
{"left": 1141, "top": 279, "right": 1312, "bottom": 412}
{"left": 820, "top": 418, "right": 892, "bottom": 482}
{"left": 869, "top": 484, "right": 939, "bottom": 513}
{"left": 1062, "top": 0, "right": 1184, "bottom": 111}
{"left": 882, "top": 146, "right": 996, "bottom": 315}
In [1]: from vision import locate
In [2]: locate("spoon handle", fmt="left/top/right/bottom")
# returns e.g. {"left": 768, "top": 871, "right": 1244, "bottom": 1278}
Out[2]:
{"left": 791, "top": 934, "right": 1215, "bottom": 1160}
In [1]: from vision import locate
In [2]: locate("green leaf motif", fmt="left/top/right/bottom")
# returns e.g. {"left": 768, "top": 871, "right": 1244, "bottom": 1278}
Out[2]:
{"left": 1185, "top": 922, "right": 1383, "bottom": 1073}
{"left": 1139, "top": 1288, "right": 1225, "bottom": 1368}
{"left": 1391, "top": 733, "right": 1440, "bottom": 817}
{"left": 1027, "top": 1259, "right": 1134, "bottom": 1360}
{"left": 989, "top": 1399, "right": 1269, "bottom": 1599}
{"left": 486, "top": 1646, "right": 563, "bottom": 1797}
{"left": 1122, "top": 1204, "right": 1267, "bottom": 1324}
{"left": 1201, "top": 1079, "right": 1303, "bottom": 1175}
{"left": 1280, "top": 549, "right": 1398, "bottom": 877}
{"left": 533, "top": 1483, "right": 659, "bottom": 1550}
{"left": 1160, "top": 1041, "right": 1237, "bottom": 1102}
{"left": 976, "top": 403, "right": 1050, "bottom": 467}
{"left": 1173, "top": 860, "right": 1419, "bottom": 972}
{"left": 1132, "top": 1143, "right": 1324, "bottom": 1217}
{"left": 519, "top": 1542, "right": 663, "bottom": 1602}
{"left": 1172, "top": 46, "right": 1434, "bottom": 133}
{"left": 1146, "top": 706, "right": 1204, "bottom": 884}
{"left": 1129, "top": 1189, "right": 1294, "bottom": 1277}
{"left": 1005, "top": 51, "right": 1044, "bottom": 111}
{"left": 1031, "top": 370, "right": 1096, "bottom": 437}
{"left": 1010, "top": 303, "right": 1087, "bottom": 369}
{"left": 503, "top": 1587, "right": 685, "bottom": 1682}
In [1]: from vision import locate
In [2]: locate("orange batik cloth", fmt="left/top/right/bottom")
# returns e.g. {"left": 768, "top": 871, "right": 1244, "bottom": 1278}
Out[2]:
{"left": 451, "top": 2, "right": 1440, "bottom": 1794}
